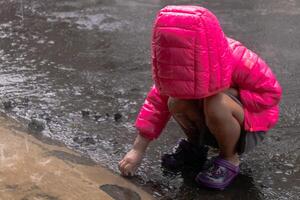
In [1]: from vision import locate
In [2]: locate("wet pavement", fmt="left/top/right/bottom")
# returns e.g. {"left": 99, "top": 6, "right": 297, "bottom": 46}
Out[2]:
{"left": 0, "top": 0, "right": 299, "bottom": 199}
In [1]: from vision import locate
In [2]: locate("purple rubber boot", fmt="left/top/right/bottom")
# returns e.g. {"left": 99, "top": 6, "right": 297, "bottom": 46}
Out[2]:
{"left": 195, "top": 157, "right": 240, "bottom": 190}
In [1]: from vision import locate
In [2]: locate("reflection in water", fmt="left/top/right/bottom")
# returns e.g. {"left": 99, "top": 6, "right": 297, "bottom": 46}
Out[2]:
{"left": 0, "top": 0, "right": 299, "bottom": 199}
{"left": 49, "top": 12, "right": 126, "bottom": 31}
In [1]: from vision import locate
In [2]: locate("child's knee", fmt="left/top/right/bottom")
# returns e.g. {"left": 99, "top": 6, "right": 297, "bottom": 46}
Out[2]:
{"left": 204, "top": 93, "right": 228, "bottom": 123}
{"left": 168, "top": 97, "right": 198, "bottom": 113}
{"left": 168, "top": 98, "right": 191, "bottom": 114}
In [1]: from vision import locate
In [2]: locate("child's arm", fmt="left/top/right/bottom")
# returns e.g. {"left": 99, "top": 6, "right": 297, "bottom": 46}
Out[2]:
{"left": 135, "top": 85, "right": 171, "bottom": 140}
{"left": 231, "top": 45, "right": 282, "bottom": 112}
{"left": 119, "top": 85, "right": 170, "bottom": 176}
{"left": 118, "top": 134, "right": 150, "bottom": 176}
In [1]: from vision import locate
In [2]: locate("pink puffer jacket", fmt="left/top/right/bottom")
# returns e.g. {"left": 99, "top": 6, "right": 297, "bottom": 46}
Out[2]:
{"left": 135, "top": 6, "right": 282, "bottom": 140}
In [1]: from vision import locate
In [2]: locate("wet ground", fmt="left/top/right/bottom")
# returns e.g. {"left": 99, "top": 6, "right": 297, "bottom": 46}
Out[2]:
{"left": 0, "top": 0, "right": 299, "bottom": 199}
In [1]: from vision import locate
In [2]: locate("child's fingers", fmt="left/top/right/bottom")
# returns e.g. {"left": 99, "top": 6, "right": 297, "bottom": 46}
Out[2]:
{"left": 119, "top": 160, "right": 127, "bottom": 175}
{"left": 122, "top": 164, "right": 130, "bottom": 176}
{"left": 121, "top": 162, "right": 133, "bottom": 176}
{"left": 124, "top": 163, "right": 133, "bottom": 176}
{"left": 118, "top": 159, "right": 125, "bottom": 168}
{"left": 120, "top": 167, "right": 127, "bottom": 176}
{"left": 129, "top": 168, "right": 135, "bottom": 176}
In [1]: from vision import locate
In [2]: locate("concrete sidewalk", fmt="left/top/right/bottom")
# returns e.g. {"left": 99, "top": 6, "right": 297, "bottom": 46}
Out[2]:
{"left": 0, "top": 116, "right": 152, "bottom": 200}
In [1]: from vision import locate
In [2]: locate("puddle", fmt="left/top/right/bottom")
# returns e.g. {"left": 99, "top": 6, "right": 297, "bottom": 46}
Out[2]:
{"left": 0, "top": 0, "right": 299, "bottom": 199}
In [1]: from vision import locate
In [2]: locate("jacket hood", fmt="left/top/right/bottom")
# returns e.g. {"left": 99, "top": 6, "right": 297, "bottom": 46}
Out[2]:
{"left": 152, "top": 5, "right": 233, "bottom": 99}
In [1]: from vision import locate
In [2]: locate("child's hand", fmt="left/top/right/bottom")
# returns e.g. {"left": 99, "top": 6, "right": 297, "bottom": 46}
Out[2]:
{"left": 118, "top": 149, "right": 144, "bottom": 176}
{"left": 118, "top": 134, "right": 150, "bottom": 176}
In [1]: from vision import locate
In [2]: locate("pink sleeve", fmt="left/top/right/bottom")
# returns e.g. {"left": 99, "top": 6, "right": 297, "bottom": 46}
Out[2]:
{"left": 135, "top": 85, "right": 171, "bottom": 140}
{"left": 232, "top": 45, "right": 282, "bottom": 112}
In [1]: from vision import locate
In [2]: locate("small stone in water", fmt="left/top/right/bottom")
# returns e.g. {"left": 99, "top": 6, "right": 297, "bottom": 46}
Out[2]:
{"left": 285, "top": 170, "right": 292, "bottom": 175}
{"left": 37, "top": 39, "right": 45, "bottom": 44}
{"left": 83, "top": 137, "right": 96, "bottom": 145}
{"left": 45, "top": 116, "right": 51, "bottom": 122}
{"left": 93, "top": 113, "right": 101, "bottom": 121}
{"left": 284, "top": 163, "right": 294, "bottom": 168}
{"left": 3, "top": 100, "right": 13, "bottom": 110}
{"left": 281, "top": 177, "right": 287, "bottom": 182}
{"left": 22, "top": 97, "right": 30, "bottom": 105}
{"left": 28, "top": 119, "right": 45, "bottom": 132}
{"left": 114, "top": 113, "right": 122, "bottom": 122}
{"left": 73, "top": 136, "right": 80, "bottom": 143}
{"left": 100, "top": 184, "right": 141, "bottom": 200}
{"left": 73, "top": 136, "right": 96, "bottom": 145}
{"left": 81, "top": 109, "right": 90, "bottom": 118}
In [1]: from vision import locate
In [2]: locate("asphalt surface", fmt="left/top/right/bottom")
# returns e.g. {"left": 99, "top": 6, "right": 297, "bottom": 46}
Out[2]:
{"left": 0, "top": 0, "right": 299, "bottom": 199}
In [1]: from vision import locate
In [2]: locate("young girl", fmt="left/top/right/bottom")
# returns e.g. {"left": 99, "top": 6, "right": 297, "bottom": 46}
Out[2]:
{"left": 118, "top": 5, "right": 282, "bottom": 190}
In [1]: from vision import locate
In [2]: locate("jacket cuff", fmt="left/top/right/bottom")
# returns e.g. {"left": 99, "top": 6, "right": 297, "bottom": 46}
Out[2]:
{"left": 137, "top": 130, "right": 156, "bottom": 141}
